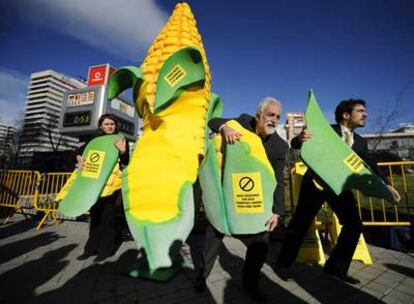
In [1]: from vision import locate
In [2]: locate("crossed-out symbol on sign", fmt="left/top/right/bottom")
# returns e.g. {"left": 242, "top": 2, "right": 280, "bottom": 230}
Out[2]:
{"left": 89, "top": 153, "right": 100, "bottom": 163}
{"left": 239, "top": 177, "right": 254, "bottom": 192}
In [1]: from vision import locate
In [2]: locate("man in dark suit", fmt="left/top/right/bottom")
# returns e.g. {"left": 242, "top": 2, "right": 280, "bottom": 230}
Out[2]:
{"left": 276, "top": 99, "right": 400, "bottom": 284}
{"left": 195, "top": 97, "right": 288, "bottom": 301}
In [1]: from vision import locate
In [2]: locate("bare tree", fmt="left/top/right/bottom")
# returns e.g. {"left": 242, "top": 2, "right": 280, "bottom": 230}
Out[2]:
{"left": 370, "top": 81, "right": 413, "bottom": 152}
{"left": 45, "top": 119, "right": 63, "bottom": 152}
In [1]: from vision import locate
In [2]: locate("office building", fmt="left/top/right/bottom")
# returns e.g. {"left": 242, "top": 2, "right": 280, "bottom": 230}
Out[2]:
{"left": 285, "top": 112, "right": 305, "bottom": 145}
{"left": 19, "top": 70, "right": 86, "bottom": 158}
{"left": 363, "top": 123, "right": 414, "bottom": 159}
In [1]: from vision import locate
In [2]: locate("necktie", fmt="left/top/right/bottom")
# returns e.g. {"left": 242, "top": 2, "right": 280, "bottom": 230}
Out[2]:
{"left": 343, "top": 129, "right": 352, "bottom": 146}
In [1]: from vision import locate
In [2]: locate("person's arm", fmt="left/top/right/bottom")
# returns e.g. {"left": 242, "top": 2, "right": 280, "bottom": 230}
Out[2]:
{"left": 272, "top": 159, "right": 286, "bottom": 216}
{"left": 208, "top": 117, "right": 231, "bottom": 133}
{"left": 266, "top": 151, "right": 288, "bottom": 231}
{"left": 75, "top": 143, "right": 87, "bottom": 169}
{"left": 357, "top": 138, "right": 388, "bottom": 182}
{"left": 114, "top": 136, "right": 129, "bottom": 168}
{"left": 290, "top": 135, "right": 302, "bottom": 149}
{"left": 359, "top": 139, "right": 401, "bottom": 202}
{"left": 208, "top": 117, "right": 242, "bottom": 144}
{"left": 290, "top": 128, "right": 312, "bottom": 149}
{"left": 119, "top": 139, "right": 130, "bottom": 167}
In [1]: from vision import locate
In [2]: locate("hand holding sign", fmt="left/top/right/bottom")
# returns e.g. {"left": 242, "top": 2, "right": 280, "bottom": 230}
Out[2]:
{"left": 266, "top": 213, "right": 280, "bottom": 232}
{"left": 76, "top": 155, "right": 85, "bottom": 169}
{"left": 221, "top": 124, "right": 242, "bottom": 145}
{"left": 114, "top": 136, "right": 126, "bottom": 154}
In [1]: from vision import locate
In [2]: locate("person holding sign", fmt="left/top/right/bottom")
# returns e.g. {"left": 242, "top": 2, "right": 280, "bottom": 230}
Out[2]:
{"left": 276, "top": 99, "right": 400, "bottom": 284}
{"left": 195, "top": 97, "right": 288, "bottom": 301}
{"left": 76, "top": 114, "right": 130, "bottom": 262}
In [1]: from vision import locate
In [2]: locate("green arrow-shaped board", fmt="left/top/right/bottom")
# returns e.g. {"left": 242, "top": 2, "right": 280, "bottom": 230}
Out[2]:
{"left": 59, "top": 134, "right": 121, "bottom": 217}
{"left": 301, "top": 90, "right": 395, "bottom": 202}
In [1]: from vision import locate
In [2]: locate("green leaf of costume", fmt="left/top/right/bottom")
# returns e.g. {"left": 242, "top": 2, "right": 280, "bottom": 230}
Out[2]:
{"left": 107, "top": 66, "right": 144, "bottom": 116}
{"left": 155, "top": 47, "right": 205, "bottom": 113}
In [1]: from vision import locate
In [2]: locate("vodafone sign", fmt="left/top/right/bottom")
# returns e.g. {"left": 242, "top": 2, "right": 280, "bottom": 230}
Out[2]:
{"left": 87, "top": 64, "right": 115, "bottom": 86}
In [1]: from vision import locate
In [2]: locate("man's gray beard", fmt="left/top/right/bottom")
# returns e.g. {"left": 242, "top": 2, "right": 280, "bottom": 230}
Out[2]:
{"left": 264, "top": 126, "right": 276, "bottom": 135}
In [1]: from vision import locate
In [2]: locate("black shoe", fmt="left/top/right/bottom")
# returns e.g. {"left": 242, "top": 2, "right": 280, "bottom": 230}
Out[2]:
{"left": 244, "top": 286, "right": 267, "bottom": 303}
{"left": 324, "top": 270, "right": 360, "bottom": 285}
{"left": 76, "top": 252, "right": 95, "bottom": 261}
{"left": 194, "top": 273, "right": 207, "bottom": 293}
{"left": 273, "top": 263, "right": 293, "bottom": 281}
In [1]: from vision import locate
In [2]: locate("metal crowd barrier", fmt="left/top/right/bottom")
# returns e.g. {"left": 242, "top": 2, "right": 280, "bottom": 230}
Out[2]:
{"left": 1, "top": 161, "right": 413, "bottom": 230}
{"left": 34, "top": 172, "right": 72, "bottom": 230}
{"left": 288, "top": 161, "right": 413, "bottom": 227}
{"left": 0, "top": 170, "right": 73, "bottom": 229}
{"left": 0, "top": 170, "right": 40, "bottom": 224}
{"left": 356, "top": 161, "right": 414, "bottom": 227}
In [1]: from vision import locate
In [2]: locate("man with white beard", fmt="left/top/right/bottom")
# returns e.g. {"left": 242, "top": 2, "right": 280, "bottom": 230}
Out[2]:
{"left": 194, "top": 97, "right": 288, "bottom": 302}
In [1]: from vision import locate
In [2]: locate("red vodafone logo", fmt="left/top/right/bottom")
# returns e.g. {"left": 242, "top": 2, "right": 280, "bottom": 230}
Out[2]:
{"left": 93, "top": 71, "right": 102, "bottom": 80}
{"left": 87, "top": 65, "right": 109, "bottom": 86}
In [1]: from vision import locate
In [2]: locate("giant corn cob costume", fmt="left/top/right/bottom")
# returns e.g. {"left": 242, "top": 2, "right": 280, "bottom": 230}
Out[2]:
{"left": 107, "top": 3, "right": 221, "bottom": 271}
{"left": 199, "top": 121, "right": 276, "bottom": 235}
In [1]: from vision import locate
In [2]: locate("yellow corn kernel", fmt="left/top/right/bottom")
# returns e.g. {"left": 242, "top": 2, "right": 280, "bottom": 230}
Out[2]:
{"left": 139, "top": 2, "right": 210, "bottom": 111}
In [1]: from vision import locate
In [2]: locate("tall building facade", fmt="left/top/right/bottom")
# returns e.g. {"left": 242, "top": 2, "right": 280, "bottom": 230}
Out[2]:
{"left": 285, "top": 112, "right": 305, "bottom": 145}
{"left": 19, "top": 70, "right": 86, "bottom": 158}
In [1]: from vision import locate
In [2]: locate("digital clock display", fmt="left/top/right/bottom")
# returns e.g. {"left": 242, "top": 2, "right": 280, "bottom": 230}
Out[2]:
{"left": 63, "top": 112, "right": 92, "bottom": 126}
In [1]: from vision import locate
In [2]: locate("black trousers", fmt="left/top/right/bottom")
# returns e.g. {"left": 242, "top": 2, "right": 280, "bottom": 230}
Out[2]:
{"left": 200, "top": 224, "right": 268, "bottom": 288}
{"left": 84, "top": 191, "right": 122, "bottom": 258}
{"left": 277, "top": 174, "right": 363, "bottom": 277}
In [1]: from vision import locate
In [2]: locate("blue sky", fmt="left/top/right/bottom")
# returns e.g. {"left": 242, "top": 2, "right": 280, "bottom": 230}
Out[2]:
{"left": 0, "top": 0, "right": 413, "bottom": 133}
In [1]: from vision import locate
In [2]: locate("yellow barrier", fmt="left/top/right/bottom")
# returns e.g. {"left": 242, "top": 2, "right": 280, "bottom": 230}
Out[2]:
{"left": 0, "top": 170, "right": 40, "bottom": 224}
{"left": 288, "top": 161, "right": 414, "bottom": 227}
{"left": 34, "top": 172, "right": 72, "bottom": 230}
{"left": 2, "top": 160, "right": 413, "bottom": 233}
{"left": 356, "top": 161, "right": 414, "bottom": 227}
{"left": 290, "top": 163, "right": 326, "bottom": 265}
{"left": 328, "top": 214, "right": 373, "bottom": 264}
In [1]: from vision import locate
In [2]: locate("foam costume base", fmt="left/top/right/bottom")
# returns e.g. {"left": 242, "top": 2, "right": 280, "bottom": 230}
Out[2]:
{"left": 121, "top": 257, "right": 191, "bottom": 282}
{"left": 301, "top": 90, "right": 396, "bottom": 203}
{"left": 58, "top": 134, "right": 121, "bottom": 217}
{"left": 199, "top": 120, "right": 276, "bottom": 235}
{"left": 107, "top": 3, "right": 217, "bottom": 274}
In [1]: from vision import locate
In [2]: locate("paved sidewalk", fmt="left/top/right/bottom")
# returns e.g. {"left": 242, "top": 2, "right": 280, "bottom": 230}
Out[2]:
{"left": 0, "top": 215, "right": 413, "bottom": 304}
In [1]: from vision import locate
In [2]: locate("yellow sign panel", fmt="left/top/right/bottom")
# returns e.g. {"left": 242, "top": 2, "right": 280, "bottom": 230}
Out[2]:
{"left": 232, "top": 172, "right": 264, "bottom": 214}
{"left": 344, "top": 152, "right": 363, "bottom": 173}
{"left": 164, "top": 64, "right": 186, "bottom": 87}
{"left": 82, "top": 150, "right": 105, "bottom": 179}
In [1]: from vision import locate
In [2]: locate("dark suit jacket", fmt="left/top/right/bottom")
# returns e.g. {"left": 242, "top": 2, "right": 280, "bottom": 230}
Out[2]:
{"left": 209, "top": 114, "right": 289, "bottom": 216}
{"left": 291, "top": 123, "right": 388, "bottom": 184}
